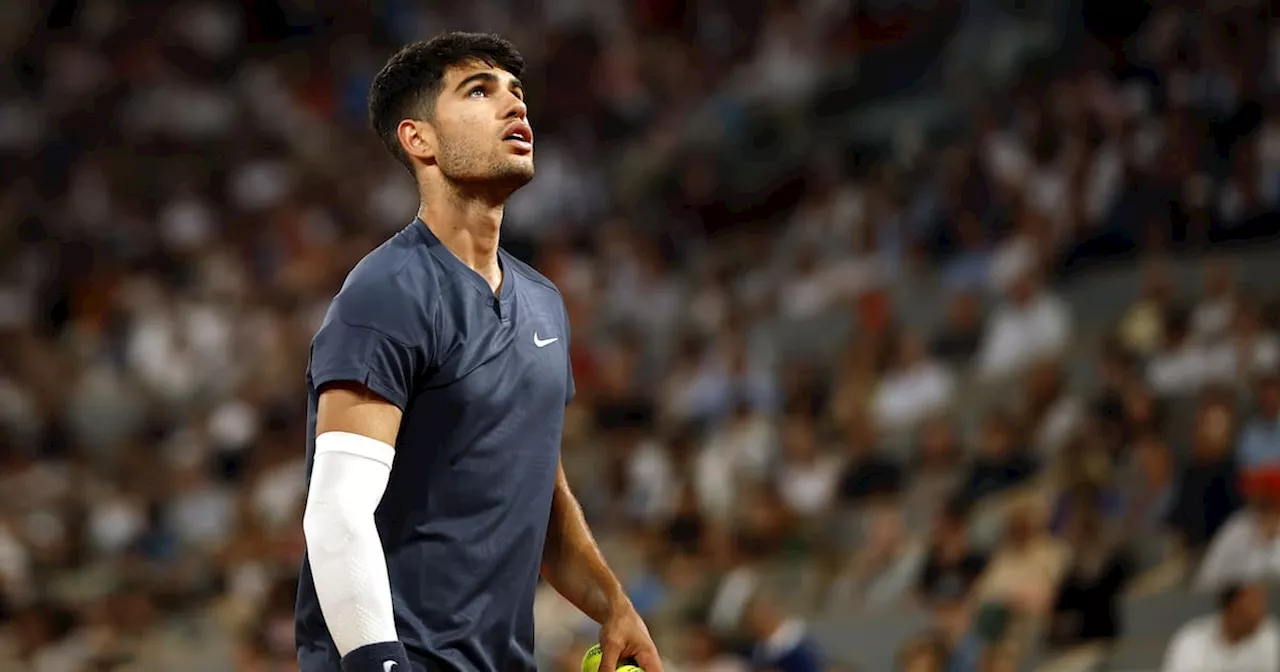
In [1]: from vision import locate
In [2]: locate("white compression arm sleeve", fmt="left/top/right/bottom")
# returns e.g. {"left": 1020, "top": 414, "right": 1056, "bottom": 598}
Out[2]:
{"left": 302, "top": 431, "right": 399, "bottom": 656}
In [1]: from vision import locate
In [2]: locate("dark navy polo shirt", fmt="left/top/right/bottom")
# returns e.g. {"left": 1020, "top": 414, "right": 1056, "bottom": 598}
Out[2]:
{"left": 296, "top": 220, "right": 574, "bottom": 672}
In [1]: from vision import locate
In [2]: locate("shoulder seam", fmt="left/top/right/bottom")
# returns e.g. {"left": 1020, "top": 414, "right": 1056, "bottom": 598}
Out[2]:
{"left": 388, "top": 247, "right": 443, "bottom": 366}
{"left": 386, "top": 239, "right": 418, "bottom": 286}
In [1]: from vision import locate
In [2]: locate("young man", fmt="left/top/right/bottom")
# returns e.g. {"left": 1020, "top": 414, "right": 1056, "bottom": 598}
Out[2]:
{"left": 294, "top": 32, "right": 661, "bottom": 672}
{"left": 1163, "top": 582, "right": 1279, "bottom": 671}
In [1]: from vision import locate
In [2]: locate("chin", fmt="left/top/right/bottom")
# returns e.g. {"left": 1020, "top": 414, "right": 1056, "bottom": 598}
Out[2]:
{"left": 494, "top": 160, "right": 535, "bottom": 187}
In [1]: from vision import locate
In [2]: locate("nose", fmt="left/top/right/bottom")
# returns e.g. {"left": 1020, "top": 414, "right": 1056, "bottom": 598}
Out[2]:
{"left": 504, "top": 93, "right": 527, "bottom": 120}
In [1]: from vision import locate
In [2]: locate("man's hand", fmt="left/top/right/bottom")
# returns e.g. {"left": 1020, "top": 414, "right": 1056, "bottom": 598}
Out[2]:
{"left": 538, "top": 462, "right": 660, "bottom": 672}
{"left": 597, "top": 603, "right": 663, "bottom": 672}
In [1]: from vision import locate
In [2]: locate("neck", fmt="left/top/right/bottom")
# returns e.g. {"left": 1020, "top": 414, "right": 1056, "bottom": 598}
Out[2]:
{"left": 418, "top": 178, "right": 507, "bottom": 276}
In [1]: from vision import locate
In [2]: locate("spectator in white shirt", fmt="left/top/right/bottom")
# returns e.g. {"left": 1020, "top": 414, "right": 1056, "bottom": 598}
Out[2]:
{"left": 1148, "top": 308, "right": 1233, "bottom": 397}
{"left": 1023, "top": 359, "right": 1083, "bottom": 461}
{"left": 1195, "top": 473, "right": 1280, "bottom": 592}
{"left": 976, "top": 270, "right": 1071, "bottom": 381}
{"left": 779, "top": 247, "right": 836, "bottom": 320}
{"left": 696, "top": 401, "right": 779, "bottom": 524}
{"left": 1211, "top": 298, "right": 1280, "bottom": 384}
{"left": 872, "top": 331, "right": 955, "bottom": 431}
{"left": 775, "top": 416, "right": 840, "bottom": 519}
{"left": 1191, "top": 260, "right": 1238, "bottom": 343}
{"left": 1163, "top": 582, "right": 1279, "bottom": 672}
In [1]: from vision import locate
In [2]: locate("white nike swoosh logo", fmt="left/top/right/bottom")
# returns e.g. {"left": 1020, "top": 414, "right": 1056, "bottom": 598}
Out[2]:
{"left": 534, "top": 332, "right": 559, "bottom": 348}
{"left": 384, "top": 661, "right": 397, "bottom": 672}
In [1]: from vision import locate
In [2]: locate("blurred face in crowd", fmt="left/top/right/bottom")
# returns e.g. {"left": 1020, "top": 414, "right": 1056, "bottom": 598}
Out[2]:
{"left": 743, "top": 596, "right": 784, "bottom": 639}
{"left": 681, "top": 627, "right": 721, "bottom": 664}
{"left": 1064, "top": 490, "right": 1104, "bottom": 545}
{"left": 1163, "top": 311, "right": 1191, "bottom": 348}
{"left": 783, "top": 417, "right": 816, "bottom": 463}
{"left": 1099, "top": 345, "right": 1135, "bottom": 390}
{"left": 931, "top": 510, "right": 968, "bottom": 558}
{"left": 1008, "top": 272, "right": 1038, "bottom": 306}
{"left": 1203, "top": 261, "right": 1234, "bottom": 298}
{"left": 1258, "top": 377, "right": 1280, "bottom": 418}
{"left": 1194, "top": 402, "right": 1235, "bottom": 459}
{"left": 980, "top": 646, "right": 1017, "bottom": 672}
{"left": 845, "top": 418, "right": 874, "bottom": 459}
{"left": 980, "top": 415, "right": 1015, "bottom": 459}
{"left": 1026, "top": 360, "right": 1062, "bottom": 407}
{"left": 422, "top": 60, "right": 534, "bottom": 189}
{"left": 1141, "top": 262, "right": 1172, "bottom": 303}
{"left": 1123, "top": 386, "right": 1157, "bottom": 429}
{"left": 1223, "top": 584, "right": 1267, "bottom": 639}
{"left": 1003, "top": 505, "right": 1039, "bottom": 550}
{"left": 900, "top": 645, "right": 945, "bottom": 672}
{"left": 1257, "top": 499, "right": 1280, "bottom": 539}
{"left": 1134, "top": 435, "right": 1172, "bottom": 486}
{"left": 865, "top": 503, "right": 906, "bottom": 554}
{"left": 897, "top": 332, "right": 927, "bottom": 369}
{"left": 918, "top": 419, "right": 956, "bottom": 469}
{"left": 947, "top": 291, "right": 979, "bottom": 330}
{"left": 1233, "top": 301, "right": 1263, "bottom": 339}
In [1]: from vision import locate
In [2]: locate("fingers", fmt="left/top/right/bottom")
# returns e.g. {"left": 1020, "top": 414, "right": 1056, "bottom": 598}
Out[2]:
{"left": 635, "top": 648, "right": 664, "bottom": 672}
{"left": 597, "top": 635, "right": 621, "bottom": 672}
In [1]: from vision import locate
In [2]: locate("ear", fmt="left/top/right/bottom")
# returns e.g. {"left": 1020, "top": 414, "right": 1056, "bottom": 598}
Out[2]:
{"left": 397, "top": 118, "right": 437, "bottom": 166}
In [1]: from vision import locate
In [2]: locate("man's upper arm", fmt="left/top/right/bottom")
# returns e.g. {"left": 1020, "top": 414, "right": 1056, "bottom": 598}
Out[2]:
{"left": 316, "top": 382, "right": 403, "bottom": 446}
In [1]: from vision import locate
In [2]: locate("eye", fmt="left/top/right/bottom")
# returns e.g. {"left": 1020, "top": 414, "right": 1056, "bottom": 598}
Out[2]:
{"left": 468, "top": 86, "right": 487, "bottom": 98}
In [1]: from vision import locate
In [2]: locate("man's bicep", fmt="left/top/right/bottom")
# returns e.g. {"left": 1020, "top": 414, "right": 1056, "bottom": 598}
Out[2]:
{"left": 316, "top": 382, "right": 403, "bottom": 446}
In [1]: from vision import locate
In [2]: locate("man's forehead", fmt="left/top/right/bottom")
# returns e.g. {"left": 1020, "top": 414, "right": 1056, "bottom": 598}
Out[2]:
{"left": 443, "top": 60, "right": 518, "bottom": 84}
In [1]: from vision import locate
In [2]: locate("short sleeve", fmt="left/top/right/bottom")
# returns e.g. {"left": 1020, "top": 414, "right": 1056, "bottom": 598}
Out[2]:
{"left": 309, "top": 266, "right": 436, "bottom": 411}
{"left": 310, "top": 319, "right": 422, "bottom": 411}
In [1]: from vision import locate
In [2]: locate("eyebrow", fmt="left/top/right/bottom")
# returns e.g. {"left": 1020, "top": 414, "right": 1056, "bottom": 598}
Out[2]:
{"left": 454, "top": 72, "right": 524, "bottom": 95}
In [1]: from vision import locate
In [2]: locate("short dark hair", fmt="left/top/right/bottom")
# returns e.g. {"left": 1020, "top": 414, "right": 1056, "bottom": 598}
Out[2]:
{"left": 368, "top": 32, "right": 525, "bottom": 172}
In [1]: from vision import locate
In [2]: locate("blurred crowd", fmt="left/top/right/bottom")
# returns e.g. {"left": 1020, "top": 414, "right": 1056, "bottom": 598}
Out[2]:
{"left": 1, "top": 0, "right": 1280, "bottom": 671}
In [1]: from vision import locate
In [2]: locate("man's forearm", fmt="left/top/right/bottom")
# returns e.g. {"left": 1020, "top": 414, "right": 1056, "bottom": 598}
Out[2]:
{"left": 541, "top": 464, "right": 628, "bottom": 623}
{"left": 302, "top": 433, "right": 406, "bottom": 669}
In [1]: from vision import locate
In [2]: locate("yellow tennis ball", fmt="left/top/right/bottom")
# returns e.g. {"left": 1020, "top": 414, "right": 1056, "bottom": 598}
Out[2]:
{"left": 581, "top": 644, "right": 644, "bottom": 672}
{"left": 582, "top": 643, "right": 603, "bottom": 672}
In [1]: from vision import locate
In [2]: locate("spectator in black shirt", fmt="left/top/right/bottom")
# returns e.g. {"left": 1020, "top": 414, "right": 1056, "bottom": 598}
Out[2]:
{"left": 1167, "top": 398, "right": 1243, "bottom": 551}
{"left": 931, "top": 291, "right": 984, "bottom": 367}
{"left": 917, "top": 497, "right": 988, "bottom": 609}
{"left": 958, "top": 412, "right": 1038, "bottom": 504}
{"left": 1048, "top": 487, "right": 1133, "bottom": 649}
{"left": 836, "top": 420, "right": 905, "bottom": 506}
{"left": 666, "top": 484, "right": 706, "bottom": 556}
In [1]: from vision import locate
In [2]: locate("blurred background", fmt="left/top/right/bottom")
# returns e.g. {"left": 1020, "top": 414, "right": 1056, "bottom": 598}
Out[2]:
{"left": 2, "top": 0, "right": 1280, "bottom": 670}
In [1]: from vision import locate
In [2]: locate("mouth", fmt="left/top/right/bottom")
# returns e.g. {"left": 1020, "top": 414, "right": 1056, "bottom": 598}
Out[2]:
{"left": 502, "top": 123, "right": 533, "bottom": 153}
